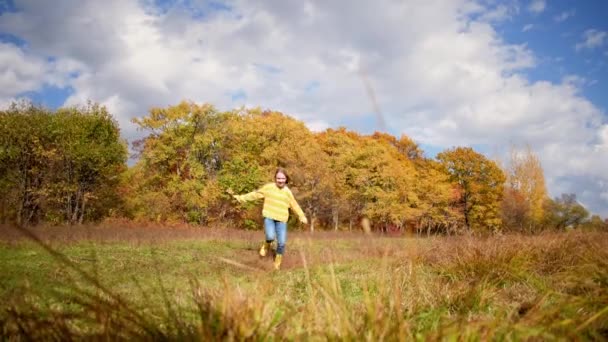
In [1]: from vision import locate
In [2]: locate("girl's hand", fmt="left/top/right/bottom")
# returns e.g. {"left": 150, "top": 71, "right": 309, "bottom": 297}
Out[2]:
{"left": 226, "top": 188, "right": 240, "bottom": 203}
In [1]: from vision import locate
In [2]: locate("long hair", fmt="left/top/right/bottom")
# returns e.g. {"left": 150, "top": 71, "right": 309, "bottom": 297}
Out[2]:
{"left": 275, "top": 167, "right": 289, "bottom": 184}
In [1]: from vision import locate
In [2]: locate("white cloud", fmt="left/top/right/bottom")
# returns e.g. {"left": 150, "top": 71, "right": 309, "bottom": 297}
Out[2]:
{"left": 1, "top": 0, "right": 607, "bottom": 217}
{"left": 0, "top": 43, "right": 46, "bottom": 97}
{"left": 527, "top": 0, "right": 546, "bottom": 14}
{"left": 479, "top": 4, "right": 516, "bottom": 22}
{"left": 561, "top": 74, "right": 587, "bottom": 87}
{"left": 0, "top": 42, "right": 81, "bottom": 106}
{"left": 554, "top": 9, "right": 575, "bottom": 22}
{"left": 522, "top": 24, "right": 534, "bottom": 32}
{"left": 576, "top": 29, "right": 608, "bottom": 51}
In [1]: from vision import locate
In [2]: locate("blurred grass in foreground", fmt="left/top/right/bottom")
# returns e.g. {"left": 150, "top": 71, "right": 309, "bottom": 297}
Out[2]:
{"left": 1, "top": 224, "right": 607, "bottom": 340}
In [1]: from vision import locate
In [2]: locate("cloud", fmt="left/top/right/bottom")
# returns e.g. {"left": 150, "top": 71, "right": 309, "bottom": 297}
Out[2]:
{"left": 522, "top": 24, "right": 534, "bottom": 32}
{"left": 575, "top": 29, "right": 608, "bottom": 51}
{"left": 1, "top": 0, "right": 607, "bottom": 217}
{"left": 554, "top": 9, "right": 575, "bottom": 22}
{"left": 0, "top": 43, "right": 46, "bottom": 98}
{"left": 527, "top": 0, "right": 546, "bottom": 14}
{"left": 479, "top": 4, "right": 516, "bottom": 22}
{"left": 0, "top": 41, "right": 81, "bottom": 106}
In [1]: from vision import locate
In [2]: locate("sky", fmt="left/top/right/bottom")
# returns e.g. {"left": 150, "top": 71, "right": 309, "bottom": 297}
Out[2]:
{"left": 1, "top": 0, "right": 607, "bottom": 217}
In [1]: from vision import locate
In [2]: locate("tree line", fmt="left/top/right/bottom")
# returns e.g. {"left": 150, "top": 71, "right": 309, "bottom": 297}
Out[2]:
{"left": 0, "top": 102, "right": 126, "bottom": 226}
{"left": 1, "top": 101, "right": 606, "bottom": 233}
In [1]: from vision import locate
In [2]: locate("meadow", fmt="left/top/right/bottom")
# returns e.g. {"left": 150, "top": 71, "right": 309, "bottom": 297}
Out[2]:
{"left": 1, "top": 223, "right": 607, "bottom": 340}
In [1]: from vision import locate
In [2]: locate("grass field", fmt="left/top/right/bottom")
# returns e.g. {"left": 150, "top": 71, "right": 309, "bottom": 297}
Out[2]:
{"left": 1, "top": 224, "right": 607, "bottom": 340}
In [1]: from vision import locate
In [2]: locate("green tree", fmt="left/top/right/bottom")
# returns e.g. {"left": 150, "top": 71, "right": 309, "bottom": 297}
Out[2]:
{"left": 0, "top": 103, "right": 53, "bottom": 225}
{"left": 49, "top": 104, "right": 127, "bottom": 224}
{"left": 543, "top": 194, "right": 589, "bottom": 230}
{"left": 582, "top": 215, "right": 608, "bottom": 231}
{"left": 0, "top": 102, "right": 127, "bottom": 225}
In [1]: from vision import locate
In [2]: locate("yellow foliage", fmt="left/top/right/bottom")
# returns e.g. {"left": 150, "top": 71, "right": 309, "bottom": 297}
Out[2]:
{"left": 503, "top": 145, "right": 548, "bottom": 231}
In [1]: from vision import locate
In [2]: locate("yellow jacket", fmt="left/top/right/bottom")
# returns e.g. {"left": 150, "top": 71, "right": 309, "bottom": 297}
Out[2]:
{"left": 235, "top": 183, "right": 307, "bottom": 224}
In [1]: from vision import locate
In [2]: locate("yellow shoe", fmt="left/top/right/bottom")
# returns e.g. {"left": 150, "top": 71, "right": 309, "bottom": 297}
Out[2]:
{"left": 259, "top": 242, "right": 270, "bottom": 257}
{"left": 274, "top": 254, "right": 283, "bottom": 270}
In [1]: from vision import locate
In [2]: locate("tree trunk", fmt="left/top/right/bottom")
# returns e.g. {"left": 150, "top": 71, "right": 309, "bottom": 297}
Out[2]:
{"left": 331, "top": 207, "right": 340, "bottom": 230}
{"left": 78, "top": 195, "right": 86, "bottom": 224}
{"left": 65, "top": 161, "right": 74, "bottom": 223}
{"left": 17, "top": 197, "right": 23, "bottom": 227}
{"left": 361, "top": 217, "right": 371, "bottom": 235}
{"left": 0, "top": 198, "right": 5, "bottom": 224}
{"left": 26, "top": 203, "right": 38, "bottom": 226}
{"left": 17, "top": 172, "right": 27, "bottom": 227}
{"left": 333, "top": 209, "right": 338, "bottom": 231}
{"left": 463, "top": 193, "right": 470, "bottom": 230}
{"left": 66, "top": 193, "right": 73, "bottom": 222}
{"left": 71, "top": 189, "right": 81, "bottom": 224}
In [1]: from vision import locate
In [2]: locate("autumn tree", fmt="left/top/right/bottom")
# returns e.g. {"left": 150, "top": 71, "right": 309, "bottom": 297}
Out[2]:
{"left": 367, "top": 132, "right": 421, "bottom": 229}
{"left": 315, "top": 128, "right": 352, "bottom": 229}
{"left": 371, "top": 132, "right": 424, "bottom": 160}
{"left": 368, "top": 132, "right": 462, "bottom": 234}
{"left": 0, "top": 103, "right": 54, "bottom": 225}
{"left": 0, "top": 102, "right": 127, "bottom": 225}
{"left": 317, "top": 129, "right": 423, "bottom": 231}
{"left": 437, "top": 147, "right": 506, "bottom": 233}
{"left": 129, "top": 101, "right": 234, "bottom": 223}
{"left": 129, "top": 104, "right": 328, "bottom": 229}
{"left": 502, "top": 145, "right": 548, "bottom": 232}
{"left": 222, "top": 109, "right": 330, "bottom": 231}
{"left": 50, "top": 105, "right": 127, "bottom": 223}
{"left": 317, "top": 128, "right": 372, "bottom": 230}
{"left": 413, "top": 159, "right": 462, "bottom": 235}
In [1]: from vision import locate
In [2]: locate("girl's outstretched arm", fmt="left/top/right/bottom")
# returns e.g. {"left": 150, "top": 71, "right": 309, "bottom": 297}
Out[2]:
{"left": 233, "top": 186, "right": 265, "bottom": 203}
{"left": 287, "top": 190, "right": 308, "bottom": 224}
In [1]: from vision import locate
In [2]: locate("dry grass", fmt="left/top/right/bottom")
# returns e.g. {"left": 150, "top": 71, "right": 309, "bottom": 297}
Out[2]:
{"left": 1, "top": 224, "right": 607, "bottom": 340}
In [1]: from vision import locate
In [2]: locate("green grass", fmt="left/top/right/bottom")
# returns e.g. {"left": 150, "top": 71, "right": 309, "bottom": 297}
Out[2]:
{"left": 1, "top": 225, "right": 607, "bottom": 340}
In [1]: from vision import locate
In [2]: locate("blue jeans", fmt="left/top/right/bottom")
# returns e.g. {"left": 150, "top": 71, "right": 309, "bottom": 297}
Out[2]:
{"left": 264, "top": 217, "right": 287, "bottom": 255}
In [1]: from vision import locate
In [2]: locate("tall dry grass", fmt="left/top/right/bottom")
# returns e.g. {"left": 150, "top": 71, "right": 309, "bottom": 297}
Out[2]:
{"left": 1, "top": 225, "right": 607, "bottom": 340}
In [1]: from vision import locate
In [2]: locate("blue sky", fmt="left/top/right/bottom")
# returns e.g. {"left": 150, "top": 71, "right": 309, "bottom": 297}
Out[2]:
{"left": 497, "top": 0, "right": 607, "bottom": 112}
{"left": 1, "top": 0, "right": 607, "bottom": 217}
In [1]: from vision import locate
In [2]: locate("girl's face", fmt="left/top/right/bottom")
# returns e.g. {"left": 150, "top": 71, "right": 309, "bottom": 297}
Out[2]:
{"left": 275, "top": 172, "right": 287, "bottom": 188}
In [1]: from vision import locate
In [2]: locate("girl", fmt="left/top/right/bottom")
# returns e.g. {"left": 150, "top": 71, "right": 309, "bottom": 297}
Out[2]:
{"left": 231, "top": 167, "right": 307, "bottom": 270}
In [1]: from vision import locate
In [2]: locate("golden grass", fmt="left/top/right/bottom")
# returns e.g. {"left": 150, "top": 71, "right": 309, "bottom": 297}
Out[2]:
{"left": 1, "top": 225, "right": 607, "bottom": 340}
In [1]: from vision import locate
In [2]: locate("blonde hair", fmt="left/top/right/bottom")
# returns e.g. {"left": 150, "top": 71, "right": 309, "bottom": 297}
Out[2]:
{"left": 275, "top": 167, "right": 289, "bottom": 184}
